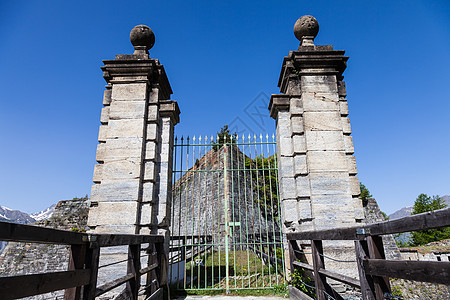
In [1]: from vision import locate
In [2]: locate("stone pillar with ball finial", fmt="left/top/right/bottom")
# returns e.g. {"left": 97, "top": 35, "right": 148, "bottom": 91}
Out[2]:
{"left": 88, "top": 25, "right": 180, "bottom": 243}
{"left": 269, "top": 15, "right": 363, "bottom": 282}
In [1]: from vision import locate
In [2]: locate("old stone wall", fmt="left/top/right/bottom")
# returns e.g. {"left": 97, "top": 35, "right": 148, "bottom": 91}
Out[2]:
{"left": 363, "top": 198, "right": 401, "bottom": 260}
{"left": 171, "top": 145, "right": 280, "bottom": 248}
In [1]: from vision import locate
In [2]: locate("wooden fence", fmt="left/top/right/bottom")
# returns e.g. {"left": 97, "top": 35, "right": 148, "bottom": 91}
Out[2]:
{"left": 287, "top": 208, "right": 450, "bottom": 300}
{"left": 0, "top": 221, "right": 168, "bottom": 300}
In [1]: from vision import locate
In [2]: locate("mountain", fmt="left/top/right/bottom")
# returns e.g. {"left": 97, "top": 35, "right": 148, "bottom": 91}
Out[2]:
{"left": 389, "top": 194, "right": 450, "bottom": 220}
{"left": 30, "top": 204, "right": 56, "bottom": 221}
{"left": 0, "top": 204, "right": 56, "bottom": 254}
{"left": 388, "top": 206, "right": 414, "bottom": 220}
{"left": 0, "top": 206, "right": 35, "bottom": 224}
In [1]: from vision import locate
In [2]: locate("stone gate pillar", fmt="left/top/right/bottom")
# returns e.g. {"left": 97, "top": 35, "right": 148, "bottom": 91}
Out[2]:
{"left": 270, "top": 16, "right": 363, "bottom": 280}
{"left": 87, "top": 25, "right": 180, "bottom": 239}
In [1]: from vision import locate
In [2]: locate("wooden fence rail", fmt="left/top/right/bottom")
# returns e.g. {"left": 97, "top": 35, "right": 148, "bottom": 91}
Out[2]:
{"left": 0, "top": 221, "right": 168, "bottom": 300}
{"left": 287, "top": 208, "right": 450, "bottom": 300}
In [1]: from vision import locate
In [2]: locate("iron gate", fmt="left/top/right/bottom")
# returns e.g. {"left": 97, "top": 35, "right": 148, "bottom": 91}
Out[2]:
{"left": 169, "top": 134, "right": 286, "bottom": 292}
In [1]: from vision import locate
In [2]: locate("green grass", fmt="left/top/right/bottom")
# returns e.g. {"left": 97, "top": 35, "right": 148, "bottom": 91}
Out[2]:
{"left": 170, "top": 249, "right": 286, "bottom": 295}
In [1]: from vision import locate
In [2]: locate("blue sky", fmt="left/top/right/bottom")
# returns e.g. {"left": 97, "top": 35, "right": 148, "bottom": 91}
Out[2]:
{"left": 0, "top": 0, "right": 449, "bottom": 215}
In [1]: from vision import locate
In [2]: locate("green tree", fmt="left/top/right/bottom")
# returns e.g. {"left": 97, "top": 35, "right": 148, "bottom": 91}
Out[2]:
{"left": 410, "top": 193, "right": 450, "bottom": 246}
{"left": 359, "top": 182, "right": 372, "bottom": 207}
{"left": 212, "top": 125, "right": 236, "bottom": 151}
{"left": 245, "top": 155, "right": 279, "bottom": 219}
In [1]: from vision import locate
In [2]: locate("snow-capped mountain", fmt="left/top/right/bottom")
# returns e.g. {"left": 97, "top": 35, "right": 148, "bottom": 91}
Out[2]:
{"left": 0, "top": 206, "right": 36, "bottom": 224}
{"left": 0, "top": 204, "right": 56, "bottom": 254}
{"left": 30, "top": 204, "right": 56, "bottom": 221}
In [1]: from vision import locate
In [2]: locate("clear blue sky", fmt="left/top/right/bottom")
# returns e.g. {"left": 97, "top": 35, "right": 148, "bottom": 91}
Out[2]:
{"left": 0, "top": 0, "right": 449, "bottom": 215}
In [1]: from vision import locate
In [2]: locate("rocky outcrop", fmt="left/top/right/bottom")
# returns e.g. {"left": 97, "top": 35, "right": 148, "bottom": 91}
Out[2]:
{"left": 363, "top": 197, "right": 401, "bottom": 260}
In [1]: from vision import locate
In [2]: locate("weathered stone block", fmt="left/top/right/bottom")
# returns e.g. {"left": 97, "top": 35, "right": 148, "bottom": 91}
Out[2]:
{"left": 111, "top": 83, "right": 147, "bottom": 100}
{"left": 145, "top": 141, "right": 157, "bottom": 161}
{"left": 350, "top": 176, "right": 360, "bottom": 196}
{"left": 109, "top": 101, "right": 146, "bottom": 120}
{"left": 107, "top": 119, "right": 145, "bottom": 139}
{"left": 279, "top": 156, "right": 295, "bottom": 178}
{"left": 303, "top": 112, "right": 341, "bottom": 131}
{"left": 103, "top": 88, "right": 112, "bottom": 106}
{"left": 140, "top": 202, "right": 153, "bottom": 225}
{"left": 102, "top": 138, "right": 143, "bottom": 160}
{"left": 287, "top": 79, "right": 301, "bottom": 94}
{"left": 143, "top": 161, "right": 155, "bottom": 182}
{"left": 148, "top": 87, "right": 159, "bottom": 104}
{"left": 301, "top": 75, "right": 338, "bottom": 93}
{"left": 307, "top": 151, "right": 348, "bottom": 172}
{"left": 93, "top": 164, "right": 103, "bottom": 183}
{"left": 339, "top": 101, "right": 348, "bottom": 116}
{"left": 309, "top": 172, "right": 350, "bottom": 195}
{"left": 338, "top": 81, "right": 347, "bottom": 97}
{"left": 281, "top": 199, "right": 298, "bottom": 224}
{"left": 302, "top": 92, "right": 339, "bottom": 112}
{"left": 280, "top": 177, "right": 297, "bottom": 199}
{"left": 147, "top": 104, "right": 158, "bottom": 121}
{"left": 290, "top": 116, "right": 304, "bottom": 134}
{"left": 347, "top": 155, "right": 358, "bottom": 175}
{"left": 293, "top": 134, "right": 306, "bottom": 154}
{"left": 297, "top": 199, "right": 312, "bottom": 220}
{"left": 276, "top": 111, "right": 291, "bottom": 138}
{"left": 279, "top": 137, "right": 293, "bottom": 157}
{"left": 354, "top": 206, "right": 365, "bottom": 220}
{"left": 344, "top": 135, "right": 354, "bottom": 154}
{"left": 295, "top": 176, "right": 311, "bottom": 197}
{"left": 142, "top": 182, "right": 155, "bottom": 202}
{"left": 88, "top": 202, "right": 138, "bottom": 226}
{"left": 290, "top": 98, "right": 303, "bottom": 116}
{"left": 92, "top": 225, "right": 136, "bottom": 234}
{"left": 91, "top": 180, "right": 140, "bottom": 202}
{"left": 102, "top": 158, "right": 142, "bottom": 180}
{"left": 100, "top": 107, "right": 110, "bottom": 124}
{"left": 95, "top": 143, "right": 106, "bottom": 162}
{"left": 341, "top": 117, "right": 352, "bottom": 134}
{"left": 310, "top": 194, "right": 353, "bottom": 206}
{"left": 146, "top": 123, "right": 158, "bottom": 141}
{"left": 98, "top": 125, "right": 108, "bottom": 142}
{"left": 305, "top": 131, "right": 345, "bottom": 151}
{"left": 311, "top": 204, "right": 354, "bottom": 228}
{"left": 294, "top": 155, "right": 308, "bottom": 176}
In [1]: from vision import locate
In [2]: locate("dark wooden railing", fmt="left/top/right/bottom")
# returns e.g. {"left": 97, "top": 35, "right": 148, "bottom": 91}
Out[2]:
{"left": 0, "top": 221, "right": 168, "bottom": 300}
{"left": 287, "top": 208, "right": 450, "bottom": 300}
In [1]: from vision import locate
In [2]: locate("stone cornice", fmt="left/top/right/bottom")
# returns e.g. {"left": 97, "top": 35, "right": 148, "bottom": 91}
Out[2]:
{"left": 269, "top": 94, "right": 291, "bottom": 119}
{"left": 159, "top": 100, "right": 180, "bottom": 125}
{"left": 101, "top": 58, "right": 172, "bottom": 100}
{"left": 278, "top": 46, "right": 349, "bottom": 94}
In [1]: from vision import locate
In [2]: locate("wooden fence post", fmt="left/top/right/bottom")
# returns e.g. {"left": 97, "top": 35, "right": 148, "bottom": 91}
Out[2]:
{"left": 311, "top": 240, "right": 326, "bottom": 300}
{"left": 355, "top": 240, "right": 375, "bottom": 300}
{"left": 366, "top": 235, "right": 391, "bottom": 299}
{"left": 82, "top": 246, "right": 100, "bottom": 299}
{"left": 126, "top": 244, "right": 141, "bottom": 299}
{"left": 64, "top": 244, "right": 86, "bottom": 300}
{"left": 155, "top": 241, "right": 169, "bottom": 300}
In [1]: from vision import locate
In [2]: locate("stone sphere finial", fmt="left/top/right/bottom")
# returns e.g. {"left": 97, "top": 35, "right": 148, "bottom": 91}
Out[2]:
{"left": 130, "top": 25, "right": 155, "bottom": 55}
{"left": 294, "top": 15, "right": 319, "bottom": 46}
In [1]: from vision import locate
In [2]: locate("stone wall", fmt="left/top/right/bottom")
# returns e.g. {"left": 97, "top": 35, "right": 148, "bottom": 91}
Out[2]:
{"left": 171, "top": 145, "right": 280, "bottom": 248}
{"left": 363, "top": 198, "right": 401, "bottom": 260}
{"left": 390, "top": 239, "right": 450, "bottom": 299}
